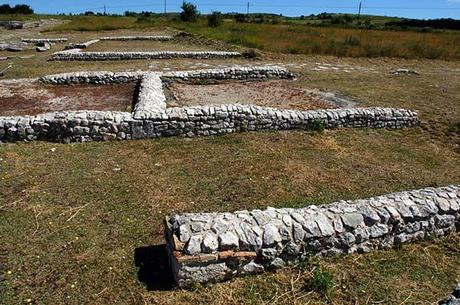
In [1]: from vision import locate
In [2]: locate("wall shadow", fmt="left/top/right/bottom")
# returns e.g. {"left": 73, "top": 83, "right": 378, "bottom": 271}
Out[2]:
{"left": 134, "top": 244, "right": 175, "bottom": 291}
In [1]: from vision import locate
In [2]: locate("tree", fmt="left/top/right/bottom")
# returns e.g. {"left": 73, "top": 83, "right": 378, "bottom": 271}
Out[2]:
{"left": 0, "top": 4, "right": 12, "bottom": 14}
{"left": 235, "top": 13, "right": 246, "bottom": 23}
{"left": 180, "top": 1, "right": 198, "bottom": 22}
{"left": 12, "top": 4, "right": 33, "bottom": 14}
{"left": 207, "top": 11, "right": 222, "bottom": 27}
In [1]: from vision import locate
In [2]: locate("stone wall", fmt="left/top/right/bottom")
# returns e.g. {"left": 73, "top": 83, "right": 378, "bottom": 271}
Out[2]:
{"left": 22, "top": 38, "right": 68, "bottom": 43}
{"left": 49, "top": 49, "right": 242, "bottom": 61}
{"left": 40, "top": 66, "right": 295, "bottom": 85}
{"left": 1, "top": 66, "right": 419, "bottom": 143}
{"left": 64, "top": 39, "right": 100, "bottom": 50}
{"left": 99, "top": 35, "right": 174, "bottom": 41}
{"left": 40, "top": 71, "right": 145, "bottom": 85}
{"left": 0, "top": 107, "right": 419, "bottom": 143}
{"left": 164, "top": 185, "right": 460, "bottom": 288}
{"left": 133, "top": 73, "right": 166, "bottom": 119}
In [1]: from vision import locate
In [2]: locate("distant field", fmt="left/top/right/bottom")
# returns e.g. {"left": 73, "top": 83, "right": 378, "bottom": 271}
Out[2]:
{"left": 44, "top": 16, "right": 460, "bottom": 60}
{"left": 170, "top": 20, "right": 460, "bottom": 60}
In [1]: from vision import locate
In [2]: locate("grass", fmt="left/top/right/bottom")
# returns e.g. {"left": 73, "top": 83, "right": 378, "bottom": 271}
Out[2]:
{"left": 43, "top": 16, "right": 145, "bottom": 32}
{"left": 1, "top": 61, "right": 460, "bottom": 303}
{"left": 168, "top": 20, "right": 460, "bottom": 60}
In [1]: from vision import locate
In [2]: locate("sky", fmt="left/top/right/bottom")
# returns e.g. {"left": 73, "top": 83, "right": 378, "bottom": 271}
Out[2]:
{"left": 7, "top": 0, "right": 460, "bottom": 19}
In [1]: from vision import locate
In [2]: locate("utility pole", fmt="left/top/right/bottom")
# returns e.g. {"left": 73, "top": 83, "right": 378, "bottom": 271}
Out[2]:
{"left": 247, "top": 1, "right": 249, "bottom": 15}
{"left": 164, "top": 0, "right": 166, "bottom": 15}
{"left": 358, "top": 1, "right": 362, "bottom": 18}
{"left": 103, "top": 5, "right": 106, "bottom": 15}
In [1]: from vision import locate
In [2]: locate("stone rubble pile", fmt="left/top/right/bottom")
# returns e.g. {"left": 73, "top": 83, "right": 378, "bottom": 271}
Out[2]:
{"left": 164, "top": 185, "right": 460, "bottom": 287}
{"left": 36, "top": 42, "right": 51, "bottom": 52}
{"left": 49, "top": 49, "right": 242, "bottom": 61}
{"left": 440, "top": 283, "right": 460, "bottom": 305}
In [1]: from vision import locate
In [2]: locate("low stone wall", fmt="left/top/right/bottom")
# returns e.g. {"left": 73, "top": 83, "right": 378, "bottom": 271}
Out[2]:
{"left": 440, "top": 283, "right": 460, "bottom": 305}
{"left": 40, "top": 71, "right": 145, "bottom": 85}
{"left": 164, "top": 185, "right": 460, "bottom": 287}
{"left": 64, "top": 39, "right": 100, "bottom": 50}
{"left": 39, "top": 66, "right": 295, "bottom": 85}
{"left": 49, "top": 49, "right": 242, "bottom": 61}
{"left": 99, "top": 35, "right": 174, "bottom": 41}
{"left": 0, "top": 107, "right": 418, "bottom": 143}
{"left": 161, "top": 66, "right": 295, "bottom": 82}
{"left": 2, "top": 66, "right": 419, "bottom": 143}
{"left": 22, "top": 38, "right": 68, "bottom": 43}
{"left": 133, "top": 73, "right": 166, "bottom": 119}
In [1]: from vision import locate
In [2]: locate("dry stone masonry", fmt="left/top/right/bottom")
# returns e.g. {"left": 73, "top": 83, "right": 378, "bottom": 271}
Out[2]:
{"left": 40, "top": 66, "right": 295, "bottom": 85}
{"left": 164, "top": 185, "right": 460, "bottom": 288}
{"left": 0, "top": 66, "right": 419, "bottom": 143}
{"left": 99, "top": 35, "right": 174, "bottom": 41}
{"left": 49, "top": 49, "right": 242, "bottom": 61}
{"left": 22, "top": 38, "right": 68, "bottom": 43}
{"left": 64, "top": 39, "right": 100, "bottom": 50}
{"left": 133, "top": 73, "right": 166, "bottom": 119}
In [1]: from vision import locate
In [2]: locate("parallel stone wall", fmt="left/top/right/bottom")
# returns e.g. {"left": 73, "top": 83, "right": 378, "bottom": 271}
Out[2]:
{"left": 99, "top": 35, "right": 174, "bottom": 41}
{"left": 0, "top": 107, "right": 419, "bottom": 143}
{"left": 22, "top": 38, "right": 68, "bottom": 43}
{"left": 164, "top": 185, "right": 460, "bottom": 287}
{"left": 40, "top": 71, "right": 145, "bottom": 85}
{"left": 49, "top": 49, "right": 242, "bottom": 61}
{"left": 40, "top": 66, "right": 295, "bottom": 85}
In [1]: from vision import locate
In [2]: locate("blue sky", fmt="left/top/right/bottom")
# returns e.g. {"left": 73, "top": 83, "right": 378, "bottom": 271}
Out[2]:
{"left": 9, "top": 0, "right": 460, "bottom": 19}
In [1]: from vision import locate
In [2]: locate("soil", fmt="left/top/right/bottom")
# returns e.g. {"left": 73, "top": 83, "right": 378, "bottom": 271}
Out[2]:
{"left": 166, "top": 80, "right": 347, "bottom": 111}
{"left": 0, "top": 79, "right": 136, "bottom": 116}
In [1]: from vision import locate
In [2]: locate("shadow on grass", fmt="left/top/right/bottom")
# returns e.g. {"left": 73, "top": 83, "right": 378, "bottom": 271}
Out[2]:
{"left": 134, "top": 244, "right": 175, "bottom": 291}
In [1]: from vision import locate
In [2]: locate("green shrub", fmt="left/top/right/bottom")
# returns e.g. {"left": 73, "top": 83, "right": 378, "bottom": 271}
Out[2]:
{"left": 180, "top": 1, "right": 199, "bottom": 22}
{"left": 305, "top": 120, "right": 326, "bottom": 133}
{"left": 306, "top": 268, "right": 334, "bottom": 294}
{"left": 207, "top": 11, "right": 222, "bottom": 27}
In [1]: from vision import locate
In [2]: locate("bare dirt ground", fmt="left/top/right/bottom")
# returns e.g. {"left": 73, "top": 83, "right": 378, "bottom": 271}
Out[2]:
{"left": 86, "top": 39, "right": 221, "bottom": 52}
{"left": 166, "top": 80, "right": 353, "bottom": 110}
{"left": 0, "top": 79, "right": 135, "bottom": 115}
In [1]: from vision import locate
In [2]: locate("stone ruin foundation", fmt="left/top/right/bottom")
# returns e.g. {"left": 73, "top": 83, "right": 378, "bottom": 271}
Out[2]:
{"left": 0, "top": 66, "right": 419, "bottom": 143}
{"left": 164, "top": 185, "right": 460, "bottom": 288}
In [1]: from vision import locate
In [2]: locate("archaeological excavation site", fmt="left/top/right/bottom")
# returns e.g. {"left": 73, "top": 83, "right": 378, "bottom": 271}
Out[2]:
{"left": 0, "top": 11, "right": 459, "bottom": 305}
